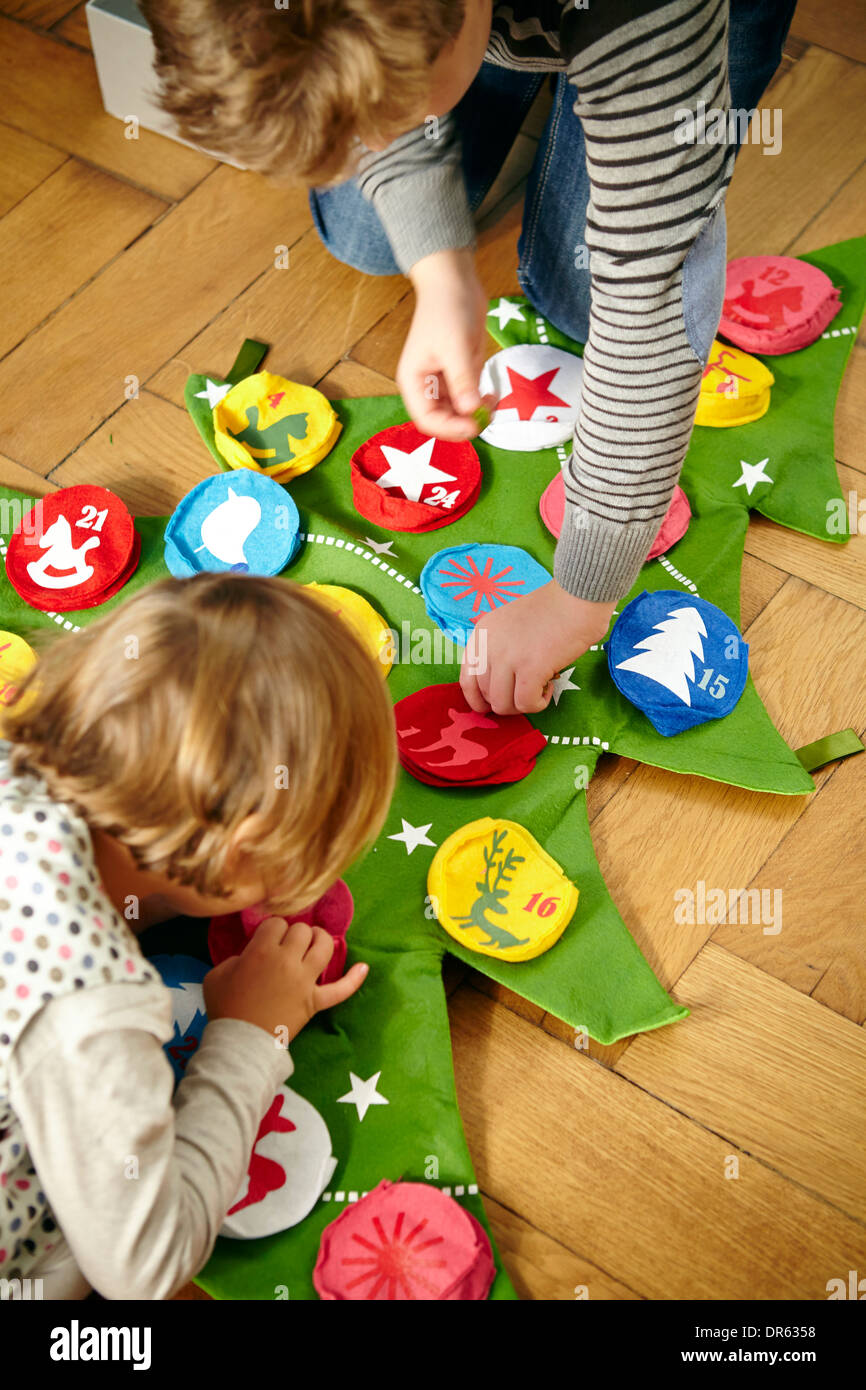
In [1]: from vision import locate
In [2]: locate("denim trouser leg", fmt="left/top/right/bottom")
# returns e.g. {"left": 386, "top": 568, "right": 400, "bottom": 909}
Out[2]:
{"left": 308, "top": 0, "right": 800, "bottom": 327}
{"left": 308, "top": 63, "right": 546, "bottom": 276}
{"left": 518, "top": 0, "right": 802, "bottom": 347}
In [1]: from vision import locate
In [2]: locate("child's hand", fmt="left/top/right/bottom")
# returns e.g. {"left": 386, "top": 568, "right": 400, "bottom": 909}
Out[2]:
{"left": 460, "top": 582, "right": 617, "bottom": 716}
{"left": 203, "top": 918, "right": 368, "bottom": 1043}
{"left": 398, "top": 247, "right": 498, "bottom": 440}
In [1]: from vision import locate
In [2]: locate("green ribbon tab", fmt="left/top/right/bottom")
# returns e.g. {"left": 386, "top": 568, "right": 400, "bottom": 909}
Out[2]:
{"left": 794, "top": 728, "right": 865, "bottom": 773}
{"left": 226, "top": 338, "right": 269, "bottom": 386}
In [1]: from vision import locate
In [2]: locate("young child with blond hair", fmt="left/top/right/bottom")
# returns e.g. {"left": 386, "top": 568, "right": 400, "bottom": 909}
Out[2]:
{"left": 0, "top": 572, "right": 396, "bottom": 1299}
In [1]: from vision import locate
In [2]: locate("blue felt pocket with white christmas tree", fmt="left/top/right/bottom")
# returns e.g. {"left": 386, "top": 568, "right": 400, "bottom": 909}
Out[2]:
{"left": 606, "top": 589, "right": 749, "bottom": 737}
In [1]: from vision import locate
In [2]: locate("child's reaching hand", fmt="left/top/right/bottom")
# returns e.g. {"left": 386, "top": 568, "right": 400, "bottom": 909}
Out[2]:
{"left": 398, "top": 247, "right": 498, "bottom": 440}
{"left": 461, "top": 582, "right": 617, "bottom": 717}
{"left": 204, "top": 917, "right": 368, "bottom": 1043}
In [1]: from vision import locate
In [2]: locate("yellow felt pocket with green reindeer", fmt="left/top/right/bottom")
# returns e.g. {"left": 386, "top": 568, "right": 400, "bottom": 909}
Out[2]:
{"left": 427, "top": 817, "right": 578, "bottom": 962}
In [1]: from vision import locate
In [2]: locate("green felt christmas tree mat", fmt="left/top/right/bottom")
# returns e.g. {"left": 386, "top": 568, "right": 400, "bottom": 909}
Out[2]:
{"left": 0, "top": 234, "right": 863, "bottom": 1300}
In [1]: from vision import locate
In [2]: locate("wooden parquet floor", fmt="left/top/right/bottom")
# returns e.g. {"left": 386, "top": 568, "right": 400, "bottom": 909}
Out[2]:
{"left": 0, "top": 0, "right": 864, "bottom": 1301}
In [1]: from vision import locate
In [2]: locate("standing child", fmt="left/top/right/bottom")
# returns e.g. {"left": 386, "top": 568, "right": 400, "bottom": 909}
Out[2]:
{"left": 0, "top": 573, "right": 396, "bottom": 1298}
{"left": 142, "top": 0, "right": 798, "bottom": 712}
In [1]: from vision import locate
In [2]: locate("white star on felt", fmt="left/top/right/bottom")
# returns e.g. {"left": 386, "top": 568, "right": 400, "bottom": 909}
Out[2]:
{"left": 364, "top": 537, "right": 396, "bottom": 556}
{"left": 337, "top": 1071, "right": 389, "bottom": 1122}
{"left": 550, "top": 666, "right": 580, "bottom": 705}
{"left": 388, "top": 818, "right": 436, "bottom": 854}
{"left": 194, "top": 379, "right": 231, "bottom": 408}
{"left": 487, "top": 297, "right": 527, "bottom": 331}
{"left": 377, "top": 437, "right": 456, "bottom": 503}
{"left": 733, "top": 457, "right": 773, "bottom": 496}
{"left": 171, "top": 981, "right": 205, "bottom": 1033}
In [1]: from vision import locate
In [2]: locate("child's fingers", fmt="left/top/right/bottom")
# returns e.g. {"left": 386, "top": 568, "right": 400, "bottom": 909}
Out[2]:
{"left": 250, "top": 916, "right": 315, "bottom": 960}
{"left": 304, "top": 925, "right": 336, "bottom": 972}
{"left": 443, "top": 355, "right": 482, "bottom": 419}
{"left": 460, "top": 659, "right": 490, "bottom": 713}
{"left": 401, "top": 372, "right": 479, "bottom": 442}
{"left": 514, "top": 667, "right": 553, "bottom": 715}
{"left": 487, "top": 663, "right": 519, "bottom": 717}
{"left": 460, "top": 630, "right": 491, "bottom": 712}
{"left": 246, "top": 915, "right": 294, "bottom": 951}
{"left": 315, "top": 961, "right": 369, "bottom": 1011}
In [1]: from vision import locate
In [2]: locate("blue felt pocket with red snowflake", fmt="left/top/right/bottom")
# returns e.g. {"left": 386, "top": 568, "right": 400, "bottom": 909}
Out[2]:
{"left": 606, "top": 589, "right": 749, "bottom": 736}
{"left": 420, "top": 542, "right": 551, "bottom": 646}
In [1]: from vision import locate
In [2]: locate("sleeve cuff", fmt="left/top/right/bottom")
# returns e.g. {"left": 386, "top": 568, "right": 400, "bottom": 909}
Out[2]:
{"left": 195, "top": 1017, "right": 295, "bottom": 1091}
{"left": 367, "top": 160, "right": 477, "bottom": 274}
{"left": 553, "top": 502, "right": 661, "bottom": 604}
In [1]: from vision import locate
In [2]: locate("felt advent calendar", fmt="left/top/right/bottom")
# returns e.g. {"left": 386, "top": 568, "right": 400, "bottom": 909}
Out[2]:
{"left": 1, "top": 235, "right": 864, "bottom": 1300}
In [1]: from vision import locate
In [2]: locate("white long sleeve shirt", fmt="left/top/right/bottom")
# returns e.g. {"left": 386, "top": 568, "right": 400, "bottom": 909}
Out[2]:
{"left": 0, "top": 744, "right": 292, "bottom": 1300}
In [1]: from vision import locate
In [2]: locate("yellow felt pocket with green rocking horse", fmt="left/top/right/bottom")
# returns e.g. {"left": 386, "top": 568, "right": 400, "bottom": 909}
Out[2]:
{"left": 213, "top": 371, "right": 341, "bottom": 481}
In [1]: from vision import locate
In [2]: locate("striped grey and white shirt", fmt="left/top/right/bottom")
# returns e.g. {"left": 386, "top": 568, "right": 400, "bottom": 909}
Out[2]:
{"left": 356, "top": 0, "right": 736, "bottom": 603}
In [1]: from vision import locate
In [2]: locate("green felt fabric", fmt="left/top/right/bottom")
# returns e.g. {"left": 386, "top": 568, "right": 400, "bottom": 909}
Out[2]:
{"left": 0, "top": 233, "right": 862, "bottom": 1301}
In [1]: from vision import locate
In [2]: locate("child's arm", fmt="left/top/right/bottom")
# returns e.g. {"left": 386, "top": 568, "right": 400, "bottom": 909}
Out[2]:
{"left": 355, "top": 122, "right": 493, "bottom": 439}
{"left": 354, "top": 111, "right": 477, "bottom": 279}
{"left": 9, "top": 920, "right": 361, "bottom": 1299}
{"left": 8, "top": 982, "right": 292, "bottom": 1300}
{"left": 462, "top": 0, "right": 735, "bottom": 713}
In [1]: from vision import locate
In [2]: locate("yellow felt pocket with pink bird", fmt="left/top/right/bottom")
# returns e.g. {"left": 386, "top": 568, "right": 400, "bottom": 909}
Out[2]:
{"left": 696, "top": 340, "right": 774, "bottom": 427}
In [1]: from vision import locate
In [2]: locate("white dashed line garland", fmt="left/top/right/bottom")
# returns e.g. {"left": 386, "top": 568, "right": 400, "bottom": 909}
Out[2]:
{"left": 298, "top": 532, "right": 422, "bottom": 596}
{"left": 654, "top": 553, "right": 699, "bottom": 594}
{"left": 321, "top": 1180, "right": 480, "bottom": 1205}
{"left": 543, "top": 733, "right": 610, "bottom": 751}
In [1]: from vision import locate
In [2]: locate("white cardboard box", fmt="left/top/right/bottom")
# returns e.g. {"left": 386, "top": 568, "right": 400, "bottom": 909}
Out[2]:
{"left": 85, "top": 0, "right": 244, "bottom": 165}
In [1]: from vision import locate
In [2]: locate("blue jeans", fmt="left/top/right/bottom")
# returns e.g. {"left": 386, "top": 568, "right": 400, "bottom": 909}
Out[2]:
{"left": 308, "top": 0, "right": 799, "bottom": 360}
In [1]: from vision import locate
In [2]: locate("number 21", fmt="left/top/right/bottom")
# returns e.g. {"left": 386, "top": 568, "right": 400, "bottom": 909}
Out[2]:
{"left": 76, "top": 505, "right": 108, "bottom": 532}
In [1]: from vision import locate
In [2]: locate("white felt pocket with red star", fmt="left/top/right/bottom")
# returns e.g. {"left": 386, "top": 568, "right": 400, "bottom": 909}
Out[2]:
{"left": 351, "top": 422, "right": 481, "bottom": 532}
{"left": 5, "top": 484, "right": 139, "bottom": 613}
{"left": 479, "top": 343, "right": 584, "bottom": 451}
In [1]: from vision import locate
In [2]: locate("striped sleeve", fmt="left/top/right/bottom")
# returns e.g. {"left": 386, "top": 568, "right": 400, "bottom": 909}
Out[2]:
{"left": 353, "top": 113, "right": 478, "bottom": 274}
{"left": 554, "top": 0, "right": 736, "bottom": 603}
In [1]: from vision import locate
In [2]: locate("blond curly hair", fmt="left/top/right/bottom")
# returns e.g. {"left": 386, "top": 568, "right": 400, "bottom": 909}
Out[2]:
{"left": 2, "top": 572, "right": 397, "bottom": 915}
{"left": 139, "top": 0, "right": 467, "bottom": 183}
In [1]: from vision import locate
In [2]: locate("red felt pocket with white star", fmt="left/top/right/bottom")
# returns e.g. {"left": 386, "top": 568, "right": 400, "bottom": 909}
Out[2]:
{"left": 351, "top": 422, "right": 481, "bottom": 532}
{"left": 6, "top": 485, "right": 138, "bottom": 613}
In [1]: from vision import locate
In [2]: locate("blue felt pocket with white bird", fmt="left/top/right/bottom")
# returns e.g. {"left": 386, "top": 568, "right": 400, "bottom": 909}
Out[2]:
{"left": 163, "top": 469, "right": 301, "bottom": 578}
